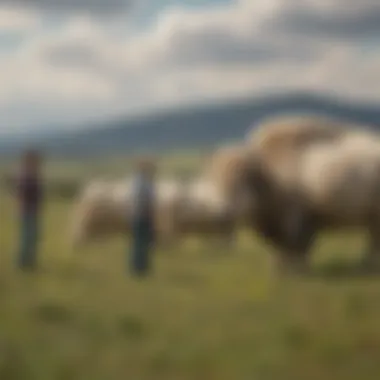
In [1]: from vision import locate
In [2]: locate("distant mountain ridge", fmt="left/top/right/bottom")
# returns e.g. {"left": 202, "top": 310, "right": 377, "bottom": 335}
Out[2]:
{"left": 1, "top": 92, "right": 380, "bottom": 158}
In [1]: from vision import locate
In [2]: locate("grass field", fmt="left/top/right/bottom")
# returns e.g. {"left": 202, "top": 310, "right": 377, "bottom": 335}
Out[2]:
{"left": 2, "top": 160, "right": 380, "bottom": 379}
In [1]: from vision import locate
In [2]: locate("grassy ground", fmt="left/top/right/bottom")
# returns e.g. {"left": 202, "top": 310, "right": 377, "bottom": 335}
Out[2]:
{"left": 0, "top": 150, "right": 204, "bottom": 182}
{"left": 2, "top": 176, "right": 380, "bottom": 379}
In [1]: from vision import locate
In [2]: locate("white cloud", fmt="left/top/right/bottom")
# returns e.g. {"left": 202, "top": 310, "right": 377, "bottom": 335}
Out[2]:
{"left": 0, "top": 6, "right": 41, "bottom": 32}
{"left": 0, "top": 0, "right": 379, "bottom": 135}
{"left": 0, "top": 0, "right": 135, "bottom": 16}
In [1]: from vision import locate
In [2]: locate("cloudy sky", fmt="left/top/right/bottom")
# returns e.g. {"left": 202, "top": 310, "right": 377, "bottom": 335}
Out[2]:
{"left": 0, "top": 0, "right": 379, "bottom": 136}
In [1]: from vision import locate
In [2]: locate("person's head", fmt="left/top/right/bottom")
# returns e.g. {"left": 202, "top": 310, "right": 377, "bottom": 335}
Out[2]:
{"left": 22, "top": 148, "right": 42, "bottom": 173}
{"left": 135, "top": 156, "right": 156, "bottom": 178}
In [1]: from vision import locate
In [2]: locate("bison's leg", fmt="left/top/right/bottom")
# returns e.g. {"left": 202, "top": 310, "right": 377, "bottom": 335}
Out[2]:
{"left": 220, "top": 219, "right": 237, "bottom": 250}
{"left": 252, "top": 195, "right": 317, "bottom": 274}
{"left": 276, "top": 204, "right": 318, "bottom": 275}
{"left": 225, "top": 228, "right": 236, "bottom": 248}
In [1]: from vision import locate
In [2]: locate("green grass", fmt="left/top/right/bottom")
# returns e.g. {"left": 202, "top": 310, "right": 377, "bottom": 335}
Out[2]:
{"left": 0, "top": 151, "right": 204, "bottom": 183}
{"left": 2, "top": 170, "right": 380, "bottom": 379}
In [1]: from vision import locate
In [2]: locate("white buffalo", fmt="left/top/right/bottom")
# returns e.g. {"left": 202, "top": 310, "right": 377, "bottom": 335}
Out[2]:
{"left": 205, "top": 115, "right": 380, "bottom": 272}
{"left": 160, "top": 177, "right": 238, "bottom": 247}
{"left": 69, "top": 176, "right": 237, "bottom": 250}
{"left": 69, "top": 178, "right": 182, "bottom": 248}
{"left": 243, "top": 115, "right": 380, "bottom": 272}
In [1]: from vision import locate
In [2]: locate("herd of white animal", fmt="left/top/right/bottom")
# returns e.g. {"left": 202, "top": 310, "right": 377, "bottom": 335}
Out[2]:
{"left": 69, "top": 114, "right": 380, "bottom": 270}
{"left": 70, "top": 174, "right": 237, "bottom": 248}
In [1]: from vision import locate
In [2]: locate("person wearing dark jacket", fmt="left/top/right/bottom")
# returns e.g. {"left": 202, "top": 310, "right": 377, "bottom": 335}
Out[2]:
{"left": 16, "top": 149, "right": 43, "bottom": 270}
{"left": 129, "top": 158, "right": 156, "bottom": 277}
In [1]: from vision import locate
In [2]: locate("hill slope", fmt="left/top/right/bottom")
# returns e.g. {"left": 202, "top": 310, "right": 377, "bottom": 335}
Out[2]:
{"left": 1, "top": 92, "right": 380, "bottom": 158}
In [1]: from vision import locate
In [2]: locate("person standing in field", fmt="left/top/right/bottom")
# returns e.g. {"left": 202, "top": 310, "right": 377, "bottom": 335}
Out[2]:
{"left": 16, "top": 149, "right": 44, "bottom": 270}
{"left": 129, "top": 157, "right": 157, "bottom": 277}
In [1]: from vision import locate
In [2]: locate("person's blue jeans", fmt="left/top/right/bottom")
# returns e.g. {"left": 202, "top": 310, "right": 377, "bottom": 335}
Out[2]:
{"left": 129, "top": 216, "right": 154, "bottom": 276}
{"left": 18, "top": 211, "right": 40, "bottom": 270}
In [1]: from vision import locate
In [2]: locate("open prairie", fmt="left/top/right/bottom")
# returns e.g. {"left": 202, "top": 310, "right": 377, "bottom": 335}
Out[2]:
{"left": 1, "top": 156, "right": 380, "bottom": 380}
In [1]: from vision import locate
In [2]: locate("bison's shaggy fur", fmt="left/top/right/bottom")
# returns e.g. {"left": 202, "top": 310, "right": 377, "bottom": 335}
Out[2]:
{"left": 204, "top": 116, "right": 380, "bottom": 273}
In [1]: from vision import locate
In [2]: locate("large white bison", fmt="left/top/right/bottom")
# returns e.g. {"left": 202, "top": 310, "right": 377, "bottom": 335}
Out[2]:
{"left": 69, "top": 176, "right": 237, "bottom": 249}
{"left": 246, "top": 115, "right": 380, "bottom": 272}
{"left": 209, "top": 115, "right": 380, "bottom": 272}
{"left": 161, "top": 177, "right": 238, "bottom": 247}
{"left": 69, "top": 178, "right": 182, "bottom": 248}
